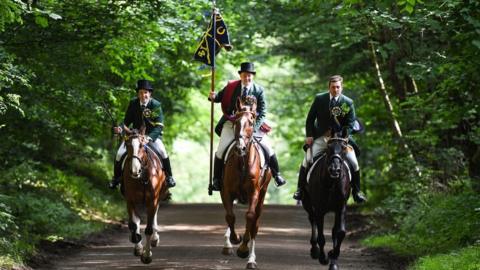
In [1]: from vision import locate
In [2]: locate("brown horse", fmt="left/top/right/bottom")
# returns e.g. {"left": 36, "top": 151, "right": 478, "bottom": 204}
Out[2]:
{"left": 220, "top": 96, "right": 272, "bottom": 269}
{"left": 122, "top": 125, "right": 169, "bottom": 264}
{"left": 301, "top": 131, "right": 351, "bottom": 270}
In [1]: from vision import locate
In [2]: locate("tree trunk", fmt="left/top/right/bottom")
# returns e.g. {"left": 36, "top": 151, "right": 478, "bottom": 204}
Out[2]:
{"left": 368, "top": 38, "right": 421, "bottom": 176}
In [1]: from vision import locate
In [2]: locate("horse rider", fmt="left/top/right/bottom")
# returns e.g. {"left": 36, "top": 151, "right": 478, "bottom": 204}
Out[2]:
{"left": 208, "top": 62, "right": 287, "bottom": 191}
{"left": 109, "top": 79, "right": 176, "bottom": 189}
{"left": 293, "top": 75, "right": 367, "bottom": 203}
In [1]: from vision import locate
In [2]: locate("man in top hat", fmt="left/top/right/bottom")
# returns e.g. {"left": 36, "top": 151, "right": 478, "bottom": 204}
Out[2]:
{"left": 208, "top": 62, "right": 287, "bottom": 191}
{"left": 108, "top": 79, "right": 176, "bottom": 190}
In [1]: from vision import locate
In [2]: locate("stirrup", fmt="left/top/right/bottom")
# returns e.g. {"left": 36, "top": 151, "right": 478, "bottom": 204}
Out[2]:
{"left": 352, "top": 192, "right": 367, "bottom": 203}
{"left": 108, "top": 178, "right": 120, "bottom": 189}
{"left": 293, "top": 189, "right": 303, "bottom": 200}
{"left": 274, "top": 175, "right": 286, "bottom": 187}
{"left": 166, "top": 176, "right": 176, "bottom": 188}
{"left": 211, "top": 178, "right": 221, "bottom": 191}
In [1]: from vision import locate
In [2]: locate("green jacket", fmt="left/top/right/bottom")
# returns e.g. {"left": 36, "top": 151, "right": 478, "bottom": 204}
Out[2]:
{"left": 123, "top": 97, "right": 164, "bottom": 141}
{"left": 306, "top": 92, "right": 356, "bottom": 139}
{"left": 213, "top": 82, "right": 266, "bottom": 136}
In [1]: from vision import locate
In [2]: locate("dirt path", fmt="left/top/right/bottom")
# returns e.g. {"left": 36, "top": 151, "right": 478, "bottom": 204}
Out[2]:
{"left": 35, "top": 204, "right": 403, "bottom": 270}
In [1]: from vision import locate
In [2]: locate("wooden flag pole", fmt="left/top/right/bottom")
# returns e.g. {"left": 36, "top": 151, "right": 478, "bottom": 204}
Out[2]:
{"left": 208, "top": 1, "right": 217, "bottom": 196}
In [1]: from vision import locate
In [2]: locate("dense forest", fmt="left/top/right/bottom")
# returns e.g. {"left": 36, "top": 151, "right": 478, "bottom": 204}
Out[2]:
{"left": 1, "top": 0, "right": 479, "bottom": 269}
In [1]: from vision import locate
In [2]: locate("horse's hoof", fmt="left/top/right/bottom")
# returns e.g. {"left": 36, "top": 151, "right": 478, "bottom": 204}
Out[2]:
{"left": 231, "top": 234, "right": 242, "bottom": 245}
{"left": 141, "top": 255, "right": 152, "bottom": 264}
{"left": 329, "top": 263, "right": 339, "bottom": 270}
{"left": 134, "top": 247, "right": 142, "bottom": 257}
{"left": 237, "top": 248, "right": 249, "bottom": 259}
{"left": 310, "top": 247, "right": 320, "bottom": 259}
{"left": 222, "top": 247, "right": 234, "bottom": 255}
{"left": 151, "top": 238, "right": 159, "bottom": 247}
{"left": 328, "top": 250, "right": 335, "bottom": 258}
{"left": 319, "top": 254, "right": 329, "bottom": 265}
{"left": 246, "top": 262, "right": 257, "bottom": 269}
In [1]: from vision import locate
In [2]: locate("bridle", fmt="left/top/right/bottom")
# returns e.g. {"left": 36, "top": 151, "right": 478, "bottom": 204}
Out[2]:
{"left": 125, "top": 133, "right": 148, "bottom": 179}
{"left": 233, "top": 108, "right": 256, "bottom": 157}
{"left": 327, "top": 137, "right": 348, "bottom": 179}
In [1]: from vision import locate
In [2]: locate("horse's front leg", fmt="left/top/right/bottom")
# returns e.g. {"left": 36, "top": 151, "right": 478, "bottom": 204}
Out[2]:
{"left": 302, "top": 196, "right": 319, "bottom": 259}
{"left": 221, "top": 192, "right": 242, "bottom": 256}
{"left": 315, "top": 212, "right": 329, "bottom": 265}
{"left": 238, "top": 191, "right": 259, "bottom": 260}
{"left": 309, "top": 214, "right": 319, "bottom": 259}
{"left": 151, "top": 203, "right": 160, "bottom": 247}
{"left": 127, "top": 202, "right": 143, "bottom": 257}
{"left": 244, "top": 189, "right": 267, "bottom": 269}
{"left": 328, "top": 206, "right": 347, "bottom": 270}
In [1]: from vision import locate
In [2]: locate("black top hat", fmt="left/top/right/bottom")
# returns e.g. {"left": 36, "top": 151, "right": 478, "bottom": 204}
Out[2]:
{"left": 135, "top": 79, "right": 154, "bottom": 92}
{"left": 238, "top": 62, "right": 256, "bottom": 75}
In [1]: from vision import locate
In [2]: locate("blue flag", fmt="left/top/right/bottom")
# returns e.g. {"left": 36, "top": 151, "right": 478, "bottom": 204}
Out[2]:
{"left": 194, "top": 10, "right": 232, "bottom": 66}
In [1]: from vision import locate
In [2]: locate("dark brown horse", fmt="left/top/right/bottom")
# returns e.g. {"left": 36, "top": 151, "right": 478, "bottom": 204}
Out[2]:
{"left": 301, "top": 132, "right": 351, "bottom": 270}
{"left": 221, "top": 96, "right": 272, "bottom": 269}
{"left": 122, "top": 125, "right": 169, "bottom": 264}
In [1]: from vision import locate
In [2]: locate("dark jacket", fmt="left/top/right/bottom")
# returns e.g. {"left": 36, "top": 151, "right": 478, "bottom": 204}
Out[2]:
{"left": 123, "top": 97, "right": 164, "bottom": 141}
{"left": 306, "top": 92, "right": 356, "bottom": 138}
{"left": 212, "top": 82, "right": 266, "bottom": 136}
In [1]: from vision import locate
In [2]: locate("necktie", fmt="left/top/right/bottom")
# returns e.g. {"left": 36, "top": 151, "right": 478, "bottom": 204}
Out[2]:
{"left": 242, "top": 87, "right": 248, "bottom": 98}
{"left": 141, "top": 104, "right": 146, "bottom": 110}
{"left": 330, "top": 97, "right": 337, "bottom": 108}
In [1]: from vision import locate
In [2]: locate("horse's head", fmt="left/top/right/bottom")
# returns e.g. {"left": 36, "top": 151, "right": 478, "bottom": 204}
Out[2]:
{"left": 326, "top": 132, "right": 349, "bottom": 179}
{"left": 124, "top": 125, "right": 148, "bottom": 179}
{"left": 233, "top": 96, "right": 257, "bottom": 156}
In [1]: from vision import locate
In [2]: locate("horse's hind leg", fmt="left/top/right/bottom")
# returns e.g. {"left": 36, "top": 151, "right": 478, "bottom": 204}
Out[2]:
{"left": 328, "top": 207, "right": 347, "bottom": 270}
{"left": 127, "top": 204, "right": 143, "bottom": 257}
{"left": 140, "top": 202, "right": 159, "bottom": 264}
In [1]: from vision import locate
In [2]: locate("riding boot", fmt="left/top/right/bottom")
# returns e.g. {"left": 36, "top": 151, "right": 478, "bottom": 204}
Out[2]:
{"left": 161, "top": 157, "right": 176, "bottom": 188}
{"left": 351, "top": 170, "right": 367, "bottom": 203}
{"left": 108, "top": 160, "right": 122, "bottom": 189}
{"left": 269, "top": 154, "right": 287, "bottom": 187}
{"left": 212, "top": 157, "right": 223, "bottom": 191}
{"left": 293, "top": 166, "right": 307, "bottom": 200}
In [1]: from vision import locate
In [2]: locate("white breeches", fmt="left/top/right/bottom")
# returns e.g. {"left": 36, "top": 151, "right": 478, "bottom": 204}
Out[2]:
{"left": 116, "top": 138, "right": 168, "bottom": 161}
{"left": 302, "top": 136, "right": 359, "bottom": 171}
{"left": 215, "top": 121, "right": 274, "bottom": 159}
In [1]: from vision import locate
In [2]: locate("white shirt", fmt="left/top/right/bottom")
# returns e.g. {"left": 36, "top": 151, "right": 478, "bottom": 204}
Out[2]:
{"left": 329, "top": 94, "right": 340, "bottom": 103}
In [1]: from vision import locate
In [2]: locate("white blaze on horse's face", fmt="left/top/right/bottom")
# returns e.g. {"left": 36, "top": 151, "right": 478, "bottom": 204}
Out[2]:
{"left": 130, "top": 137, "right": 142, "bottom": 179}
{"left": 236, "top": 113, "right": 253, "bottom": 156}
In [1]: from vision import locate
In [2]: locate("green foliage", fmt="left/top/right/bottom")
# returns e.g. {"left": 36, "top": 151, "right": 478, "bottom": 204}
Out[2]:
{"left": 0, "top": 160, "right": 123, "bottom": 269}
{"left": 410, "top": 245, "right": 480, "bottom": 270}
{"left": 364, "top": 192, "right": 480, "bottom": 256}
{"left": 0, "top": 0, "right": 25, "bottom": 32}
